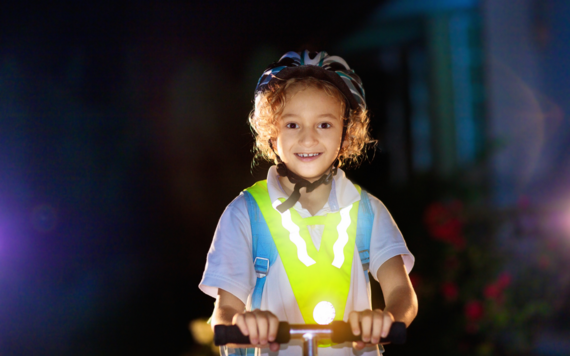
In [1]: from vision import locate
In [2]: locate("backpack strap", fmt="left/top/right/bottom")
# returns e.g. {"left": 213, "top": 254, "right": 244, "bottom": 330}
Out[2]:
{"left": 221, "top": 191, "right": 278, "bottom": 356}
{"left": 355, "top": 187, "right": 383, "bottom": 355}
{"left": 243, "top": 190, "right": 279, "bottom": 310}
{"left": 355, "top": 188, "right": 373, "bottom": 282}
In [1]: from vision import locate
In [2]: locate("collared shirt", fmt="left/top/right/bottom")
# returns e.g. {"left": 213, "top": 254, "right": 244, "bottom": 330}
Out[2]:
{"left": 200, "top": 166, "right": 414, "bottom": 356}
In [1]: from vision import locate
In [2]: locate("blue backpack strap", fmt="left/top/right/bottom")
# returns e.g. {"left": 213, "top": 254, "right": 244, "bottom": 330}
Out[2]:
{"left": 356, "top": 188, "right": 373, "bottom": 280}
{"left": 223, "top": 191, "right": 277, "bottom": 356}
{"left": 243, "top": 190, "right": 278, "bottom": 310}
{"left": 245, "top": 190, "right": 278, "bottom": 356}
{"left": 355, "top": 188, "right": 385, "bottom": 354}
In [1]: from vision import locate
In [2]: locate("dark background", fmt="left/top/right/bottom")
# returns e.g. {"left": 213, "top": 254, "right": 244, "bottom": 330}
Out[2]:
{"left": 2, "top": 1, "right": 570, "bottom": 355}
{"left": 0, "top": 1, "right": 391, "bottom": 355}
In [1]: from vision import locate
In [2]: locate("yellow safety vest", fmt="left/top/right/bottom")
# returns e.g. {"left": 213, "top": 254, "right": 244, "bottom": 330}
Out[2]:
{"left": 246, "top": 180, "right": 361, "bottom": 324}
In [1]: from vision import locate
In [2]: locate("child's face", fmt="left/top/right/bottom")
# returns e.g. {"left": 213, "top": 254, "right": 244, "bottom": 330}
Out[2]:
{"left": 273, "top": 85, "right": 344, "bottom": 182}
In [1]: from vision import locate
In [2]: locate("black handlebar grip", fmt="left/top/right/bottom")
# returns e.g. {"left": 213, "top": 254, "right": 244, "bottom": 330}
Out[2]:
{"left": 214, "top": 322, "right": 291, "bottom": 346}
{"left": 330, "top": 321, "right": 406, "bottom": 345}
{"left": 214, "top": 324, "right": 250, "bottom": 346}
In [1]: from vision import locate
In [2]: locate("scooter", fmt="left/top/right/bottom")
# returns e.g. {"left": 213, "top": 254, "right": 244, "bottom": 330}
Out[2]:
{"left": 214, "top": 321, "right": 406, "bottom": 356}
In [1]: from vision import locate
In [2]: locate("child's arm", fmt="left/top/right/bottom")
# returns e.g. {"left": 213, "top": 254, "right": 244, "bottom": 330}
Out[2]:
{"left": 378, "top": 255, "right": 418, "bottom": 325}
{"left": 211, "top": 288, "right": 280, "bottom": 351}
{"left": 349, "top": 255, "right": 418, "bottom": 349}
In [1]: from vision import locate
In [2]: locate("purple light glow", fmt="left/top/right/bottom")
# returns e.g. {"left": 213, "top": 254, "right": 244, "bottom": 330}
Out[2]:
{"left": 540, "top": 201, "right": 570, "bottom": 241}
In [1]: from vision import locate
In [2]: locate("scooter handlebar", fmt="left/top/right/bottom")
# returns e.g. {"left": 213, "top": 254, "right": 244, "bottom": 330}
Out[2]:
{"left": 214, "top": 321, "right": 292, "bottom": 346}
{"left": 329, "top": 320, "right": 406, "bottom": 344}
{"left": 214, "top": 321, "right": 406, "bottom": 346}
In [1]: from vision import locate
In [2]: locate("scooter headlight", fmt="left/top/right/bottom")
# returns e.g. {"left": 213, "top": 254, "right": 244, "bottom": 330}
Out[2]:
{"left": 313, "top": 301, "right": 335, "bottom": 325}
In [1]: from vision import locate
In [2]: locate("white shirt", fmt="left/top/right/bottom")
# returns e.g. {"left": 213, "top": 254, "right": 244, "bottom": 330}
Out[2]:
{"left": 200, "top": 166, "right": 414, "bottom": 356}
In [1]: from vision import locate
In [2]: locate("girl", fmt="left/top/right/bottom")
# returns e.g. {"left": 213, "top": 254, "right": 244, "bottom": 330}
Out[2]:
{"left": 200, "top": 51, "right": 417, "bottom": 356}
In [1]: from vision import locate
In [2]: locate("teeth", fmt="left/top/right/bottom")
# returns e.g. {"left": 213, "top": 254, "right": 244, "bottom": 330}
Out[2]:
{"left": 298, "top": 153, "right": 319, "bottom": 157}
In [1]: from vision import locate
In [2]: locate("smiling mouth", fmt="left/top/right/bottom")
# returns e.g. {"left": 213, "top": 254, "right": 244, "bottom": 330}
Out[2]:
{"left": 295, "top": 153, "right": 322, "bottom": 158}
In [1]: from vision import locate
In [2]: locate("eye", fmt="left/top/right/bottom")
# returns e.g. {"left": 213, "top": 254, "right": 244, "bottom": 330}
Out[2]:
{"left": 286, "top": 123, "right": 299, "bottom": 129}
{"left": 318, "top": 123, "right": 331, "bottom": 129}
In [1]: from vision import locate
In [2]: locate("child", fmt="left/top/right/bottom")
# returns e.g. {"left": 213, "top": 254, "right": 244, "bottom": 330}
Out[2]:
{"left": 199, "top": 51, "right": 417, "bottom": 356}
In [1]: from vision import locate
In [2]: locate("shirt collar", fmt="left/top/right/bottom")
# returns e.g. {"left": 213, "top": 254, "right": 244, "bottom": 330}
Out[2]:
{"left": 266, "top": 166, "right": 361, "bottom": 213}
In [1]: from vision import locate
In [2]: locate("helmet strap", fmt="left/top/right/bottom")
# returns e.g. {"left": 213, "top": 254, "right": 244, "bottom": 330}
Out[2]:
{"left": 268, "top": 132, "right": 343, "bottom": 213}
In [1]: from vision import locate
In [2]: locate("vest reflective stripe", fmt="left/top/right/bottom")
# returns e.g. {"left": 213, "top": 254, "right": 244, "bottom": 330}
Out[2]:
{"left": 246, "top": 180, "right": 360, "bottom": 325}
{"left": 332, "top": 205, "right": 352, "bottom": 268}
{"left": 271, "top": 200, "right": 316, "bottom": 267}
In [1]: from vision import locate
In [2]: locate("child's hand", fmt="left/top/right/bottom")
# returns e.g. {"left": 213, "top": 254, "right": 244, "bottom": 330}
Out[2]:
{"left": 232, "top": 309, "right": 280, "bottom": 351}
{"left": 348, "top": 309, "right": 395, "bottom": 350}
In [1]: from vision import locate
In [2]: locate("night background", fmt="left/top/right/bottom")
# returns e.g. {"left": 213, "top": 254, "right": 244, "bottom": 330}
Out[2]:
{"left": 2, "top": 0, "right": 570, "bottom": 355}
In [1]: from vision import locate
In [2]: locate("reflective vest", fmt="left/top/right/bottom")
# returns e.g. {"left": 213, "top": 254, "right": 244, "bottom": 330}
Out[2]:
{"left": 245, "top": 180, "right": 361, "bottom": 324}
{"left": 223, "top": 180, "right": 375, "bottom": 356}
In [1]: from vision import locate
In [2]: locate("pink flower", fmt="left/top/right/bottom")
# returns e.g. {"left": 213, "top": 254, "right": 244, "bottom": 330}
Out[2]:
{"left": 496, "top": 272, "right": 512, "bottom": 288}
{"left": 464, "top": 300, "right": 484, "bottom": 321}
{"left": 441, "top": 282, "right": 459, "bottom": 301}
{"left": 484, "top": 272, "right": 511, "bottom": 304}
{"left": 423, "top": 200, "right": 466, "bottom": 250}
{"left": 484, "top": 283, "right": 501, "bottom": 300}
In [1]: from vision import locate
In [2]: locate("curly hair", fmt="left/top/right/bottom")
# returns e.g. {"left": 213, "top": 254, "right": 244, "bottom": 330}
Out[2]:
{"left": 249, "top": 77, "right": 376, "bottom": 168}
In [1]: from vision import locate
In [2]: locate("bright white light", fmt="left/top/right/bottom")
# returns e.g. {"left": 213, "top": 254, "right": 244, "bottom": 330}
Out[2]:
{"left": 313, "top": 301, "right": 335, "bottom": 325}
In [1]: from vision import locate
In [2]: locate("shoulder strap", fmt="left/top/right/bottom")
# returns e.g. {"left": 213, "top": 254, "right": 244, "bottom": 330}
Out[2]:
{"left": 234, "top": 188, "right": 277, "bottom": 356}
{"left": 356, "top": 188, "right": 373, "bottom": 275}
{"left": 355, "top": 187, "right": 374, "bottom": 316}
{"left": 243, "top": 188, "right": 278, "bottom": 311}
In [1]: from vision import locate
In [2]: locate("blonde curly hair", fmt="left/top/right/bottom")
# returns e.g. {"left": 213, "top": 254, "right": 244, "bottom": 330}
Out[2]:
{"left": 249, "top": 77, "right": 376, "bottom": 168}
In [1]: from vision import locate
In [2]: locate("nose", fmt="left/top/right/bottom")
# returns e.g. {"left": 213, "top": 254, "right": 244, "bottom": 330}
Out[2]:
{"left": 299, "top": 127, "right": 318, "bottom": 147}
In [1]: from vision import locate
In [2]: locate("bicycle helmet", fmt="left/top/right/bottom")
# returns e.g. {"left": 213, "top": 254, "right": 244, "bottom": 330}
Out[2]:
{"left": 255, "top": 50, "right": 366, "bottom": 111}
{"left": 254, "top": 50, "right": 367, "bottom": 212}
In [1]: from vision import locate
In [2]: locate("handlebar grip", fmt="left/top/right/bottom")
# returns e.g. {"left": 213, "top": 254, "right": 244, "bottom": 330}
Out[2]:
{"left": 214, "top": 322, "right": 291, "bottom": 346}
{"left": 214, "top": 321, "right": 406, "bottom": 346}
{"left": 330, "top": 321, "right": 406, "bottom": 345}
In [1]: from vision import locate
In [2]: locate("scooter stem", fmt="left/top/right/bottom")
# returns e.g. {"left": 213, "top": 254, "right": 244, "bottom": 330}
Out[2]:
{"left": 289, "top": 325, "right": 333, "bottom": 356}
